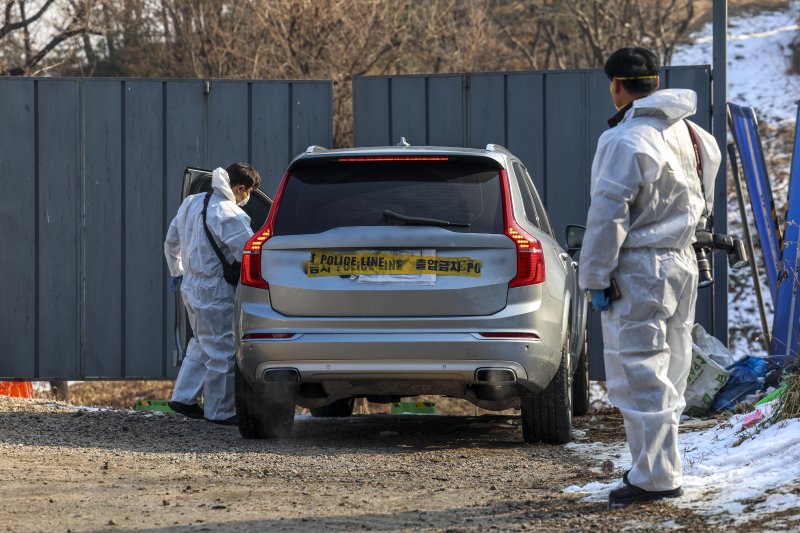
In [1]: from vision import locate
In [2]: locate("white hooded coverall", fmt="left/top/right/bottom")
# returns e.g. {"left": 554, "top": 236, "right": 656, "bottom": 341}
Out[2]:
{"left": 578, "top": 89, "right": 721, "bottom": 491}
{"left": 164, "top": 168, "right": 254, "bottom": 421}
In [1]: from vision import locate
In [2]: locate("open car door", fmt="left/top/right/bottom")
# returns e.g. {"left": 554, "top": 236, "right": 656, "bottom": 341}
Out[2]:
{"left": 173, "top": 166, "right": 273, "bottom": 367}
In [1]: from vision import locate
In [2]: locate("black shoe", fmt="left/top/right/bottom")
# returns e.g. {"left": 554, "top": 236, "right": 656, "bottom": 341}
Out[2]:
{"left": 609, "top": 484, "right": 683, "bottom": 507}
{"left": 205, "top": 415, "right": 238, "bottom": 426}
{"left": 169, "top": 401, "right": 204, "bottom": 420}
{"left": 623, "top": 469, "right": 631, "bottom": 486}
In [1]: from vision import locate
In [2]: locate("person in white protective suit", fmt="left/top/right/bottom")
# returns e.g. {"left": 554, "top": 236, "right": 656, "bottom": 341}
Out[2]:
{"left": 578, "top": 47, "right": 721, "bottom": 506}
{"left": 164, "top": 163, "right": 261, "bottom": 425}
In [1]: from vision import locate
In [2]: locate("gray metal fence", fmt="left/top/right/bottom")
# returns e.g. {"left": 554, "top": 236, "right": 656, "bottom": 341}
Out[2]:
{"left": 353, "top": 66, "right": 722, "bottom": 379}
{"left": 1, "top": 68, "right": 723, "bottom": 381}
{"left": 0, "top": 78, "right": 332, "bottom": 379}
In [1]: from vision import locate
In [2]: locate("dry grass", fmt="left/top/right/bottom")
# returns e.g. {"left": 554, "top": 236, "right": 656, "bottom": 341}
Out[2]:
{"left": 34, "top": 380, "right": 512, "bottom": 417}
{"left": 44, "top": 380, "right": 175, "bottom": 410}
{"left": 778, "top": 373, "right": 800, "bottom": 421}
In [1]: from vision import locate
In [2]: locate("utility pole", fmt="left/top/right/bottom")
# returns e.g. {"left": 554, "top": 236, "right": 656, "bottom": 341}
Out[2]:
{"left": 713, "top": 0, "right": 729, "bottom": 345}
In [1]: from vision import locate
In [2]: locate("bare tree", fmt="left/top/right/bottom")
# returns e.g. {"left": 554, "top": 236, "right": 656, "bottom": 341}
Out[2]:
{"left": 61, "top": 0, "right": 698, "bottom": 144}
{"left": 143, "top": 0, "right": 424, "bottom": 144}
{"left": 554, "top": 0, "right": 695, "bottom": 67}
{"left": 0, "top": 0, "right": 97, "bottom": 76}
{"left": 493, "top": 0, "right": 695, "bottom": 71}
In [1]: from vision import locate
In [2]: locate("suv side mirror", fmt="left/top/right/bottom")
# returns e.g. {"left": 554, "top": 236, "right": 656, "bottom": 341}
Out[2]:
{"left": 565, "top": 224, "right": 585, "bottom": 255}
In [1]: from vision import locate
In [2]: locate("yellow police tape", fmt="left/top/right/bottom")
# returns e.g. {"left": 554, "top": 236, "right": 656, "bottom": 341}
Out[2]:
{"left": 304, "top": 250, "right": 482, "bottom": 277}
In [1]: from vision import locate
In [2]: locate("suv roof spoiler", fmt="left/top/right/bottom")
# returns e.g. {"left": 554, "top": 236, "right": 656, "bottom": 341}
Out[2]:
{"left": 485, "top": 144, "right": 512, "bottom": 155}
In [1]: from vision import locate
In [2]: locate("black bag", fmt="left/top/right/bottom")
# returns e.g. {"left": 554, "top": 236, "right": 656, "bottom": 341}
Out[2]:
{"left": 202, "top": 191, "right": 241, "bottom": 286}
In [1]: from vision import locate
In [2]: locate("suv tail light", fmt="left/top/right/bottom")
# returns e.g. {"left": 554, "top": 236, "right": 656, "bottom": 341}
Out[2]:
{"left": 499, "top": 169, "right": 545, "bottom": 287}
{"left": 241, "top": 171, "right": 290, "bottom": 290}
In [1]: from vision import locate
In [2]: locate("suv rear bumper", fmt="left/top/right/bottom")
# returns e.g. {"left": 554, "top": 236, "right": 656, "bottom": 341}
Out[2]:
{"left": 234, "top": 285, "right": 568, "bottom": 406}
{"left": 237, "top": 332, "right": 562, "bottom": 393}
{"left": 255, "top": 359, "right": 528, "bottom": 383}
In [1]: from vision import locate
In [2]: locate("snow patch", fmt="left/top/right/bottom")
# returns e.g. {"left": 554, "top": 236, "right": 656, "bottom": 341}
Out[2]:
{"left": 672, "top": 1, "right": 800, "bottom": 125}
{"left": 566, "top": 402, "right": 800, "bottom": 524}
{"left": 672, "top": 1, "right": 800, "bottom": 357}
{"left": 678, "top": 406, "right": 800, "bottom": 523}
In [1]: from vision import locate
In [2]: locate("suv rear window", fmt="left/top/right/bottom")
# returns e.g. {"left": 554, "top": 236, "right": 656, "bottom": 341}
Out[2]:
{"left": 274, "top": 157, "right": 503, "bottom": 236}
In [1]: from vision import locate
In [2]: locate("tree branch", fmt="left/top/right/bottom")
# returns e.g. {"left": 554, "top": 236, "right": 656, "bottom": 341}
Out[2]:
{"left": 0, "top": 0, "right": 57, "bottom": 40}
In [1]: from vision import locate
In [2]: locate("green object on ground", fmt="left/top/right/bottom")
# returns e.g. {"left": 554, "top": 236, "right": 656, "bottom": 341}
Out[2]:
{"left": 135, "top": 399, "right": 204, "bottom": 413}
{"left": 391, "top": 401, "right": 436, "bottom": 414}
{"left": 754, "top": 385, "right": 786, "bottom": 406}
{"left": 134, "top": 399, "right": 174, "bottom": 413}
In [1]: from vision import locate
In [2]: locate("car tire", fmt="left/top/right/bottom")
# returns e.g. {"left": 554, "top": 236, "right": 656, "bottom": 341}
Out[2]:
{"left": 572, "top": 335, "right": 591, "bottom": 416}
{"left": 235, "top": 364, "right": 295, "bottom": 439}
{"left": 309, "top": 398, "right": 356, "bottom": 418}
{"left": 521, "top": 331, "right": 573, "bottom": 444}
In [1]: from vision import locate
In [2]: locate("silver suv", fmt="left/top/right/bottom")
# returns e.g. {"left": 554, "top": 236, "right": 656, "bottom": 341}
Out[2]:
{"left": 233, "top": 143, "right": 588, "bottom": 443}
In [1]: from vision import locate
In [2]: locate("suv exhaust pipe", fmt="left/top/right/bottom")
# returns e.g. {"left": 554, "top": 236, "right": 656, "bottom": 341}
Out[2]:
{"left": 262, "top": 368, "right": 301, "bottom": 383}
{"left": 475, "top": 368, "right": 517, "bottom": 384}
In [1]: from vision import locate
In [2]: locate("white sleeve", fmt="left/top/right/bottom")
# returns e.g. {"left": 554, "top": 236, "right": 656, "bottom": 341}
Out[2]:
{"left": 211, "top": 206, "right": 254, "bottom": 263}
{"left": 164, "top": 214, "right": 184, "bottom": 277}
{"left": 578, "top": 136, "right": 653, "bottom": 290}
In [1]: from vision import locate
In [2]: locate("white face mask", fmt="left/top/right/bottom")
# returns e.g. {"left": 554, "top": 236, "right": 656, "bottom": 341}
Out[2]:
{"left": 237, "top": 193, "right": 250, "bottom": 207}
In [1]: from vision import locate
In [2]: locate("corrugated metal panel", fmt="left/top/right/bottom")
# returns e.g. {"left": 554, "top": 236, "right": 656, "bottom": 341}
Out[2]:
{"left": 0, "top": 79, "right": 36, "bottom": 378}
{"left": 353, "top": 66, "right": 719, "bottom": 380}
{"left": 391, "top": 77, "right": 427, "bottom": 145}
{"left": 251, "top": 83, "right": 289, "bottom": 194}
{"left": 124, "top": 81, "right": 165, "bottom": 378}
{"left": 506, "top": 73, "right": 545, "bottom": 193}
{"left": 468, "top": 74, "right": 505, "bottom": 149}
{"left": 353, "top": 77, "right": 389, "bottom": 147}
{"left": 163, "top": 81, "right": 205, "bottom": 379}
{"left": 84, "top": 80, "right": 123, "bottom": 377}
{"left": 292, "top": 82, "right": 334, "bottom": 156}
{"left": 209, "top": 81, "right": 249, "bottom": 166}
{"left": 38, "top": 80, "right": 81, "bottom": 378}
{"left": 544, "top": 71, "right": 588, "bottom": 244}
{"left": 0, "top": 78, "right": 332, "bottom": 379}
{"left": 429, "top": 76, "right": 465, "bottom": 147}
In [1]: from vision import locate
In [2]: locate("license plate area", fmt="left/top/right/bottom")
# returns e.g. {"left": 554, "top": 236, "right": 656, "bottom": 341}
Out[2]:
{"left": 304, "top": 249, "right": 482, "bottom": 284}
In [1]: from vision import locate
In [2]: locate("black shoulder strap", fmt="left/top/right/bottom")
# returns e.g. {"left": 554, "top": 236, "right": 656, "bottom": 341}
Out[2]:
{"left": 202, "top": 191, "right": 232, "bottom": 268}
{"left": 684, "top": 120, "right": 712, "bottom": 221}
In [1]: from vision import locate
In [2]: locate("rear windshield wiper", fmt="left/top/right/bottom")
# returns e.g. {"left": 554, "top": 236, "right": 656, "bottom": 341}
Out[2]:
{"left": 383, "top": 209, "right": 470, "bottom": 228}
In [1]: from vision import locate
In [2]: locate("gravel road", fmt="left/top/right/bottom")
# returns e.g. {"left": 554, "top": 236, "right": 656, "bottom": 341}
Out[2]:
{"left": 0, "top": 396, "right": 732, "bottom": 532}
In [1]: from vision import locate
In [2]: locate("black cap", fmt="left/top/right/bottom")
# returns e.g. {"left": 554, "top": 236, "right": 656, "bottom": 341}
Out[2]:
{"left": 604, "top": 47, "right": 659, "bottom": 94}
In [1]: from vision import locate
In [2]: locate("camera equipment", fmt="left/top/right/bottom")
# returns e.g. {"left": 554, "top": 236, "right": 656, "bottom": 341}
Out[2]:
{"left": 686, "top": 121, "right": 748, "bottom": 288}
{"left": 693, "top": 215, "right": 749, "bottom": 288}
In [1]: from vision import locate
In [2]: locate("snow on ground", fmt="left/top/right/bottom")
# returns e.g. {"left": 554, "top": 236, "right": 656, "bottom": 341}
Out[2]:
{"left": 672, "top": 1, "right": 800, "bottom": 124}
{"left": 672, "top": 2, "right": 800, "bottom": 358}
{"left": 566, "top": 402, "right": 800, "bottom": 525}
{"left": 589, "top": 380, "right": 612, "bottom": 409}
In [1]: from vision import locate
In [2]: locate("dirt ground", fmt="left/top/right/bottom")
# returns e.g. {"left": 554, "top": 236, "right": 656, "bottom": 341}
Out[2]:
{"left": 1, "top": 381, "right": 781, "bottom": 533}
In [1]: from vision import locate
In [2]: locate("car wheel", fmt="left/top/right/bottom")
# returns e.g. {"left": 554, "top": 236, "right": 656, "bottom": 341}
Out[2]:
{"left": 572, "top": 335, "right": 591, "bottom": 416}
{"left": 521, "top": 331, "right": 573, "bottom": 444}
{"left": 235, "top": 364, "right": 295, "bottom": 439}
{"left": 310, "top": 398, "right": 356, "bottom": 417}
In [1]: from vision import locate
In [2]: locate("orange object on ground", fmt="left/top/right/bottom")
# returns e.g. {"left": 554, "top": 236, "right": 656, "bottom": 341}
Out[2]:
{"left": 0, "top": 382, "right": 35, "bottom": 398}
